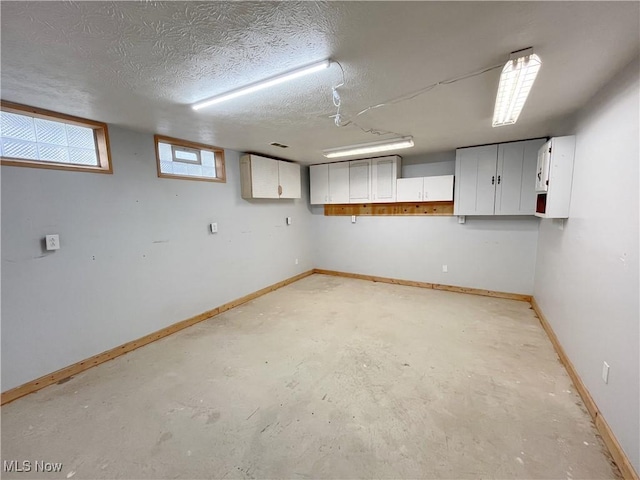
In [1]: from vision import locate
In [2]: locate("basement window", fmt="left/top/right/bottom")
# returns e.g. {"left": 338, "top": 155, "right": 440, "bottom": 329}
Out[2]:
{"left": 155, "top": 135, "right": 225, "bottom": 182}
{"left": 0, "top": 101, "right": 112, "bottom": 173}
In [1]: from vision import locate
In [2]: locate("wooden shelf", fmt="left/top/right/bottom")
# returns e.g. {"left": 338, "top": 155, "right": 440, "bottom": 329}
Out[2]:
{"left": 324, "top": 201, "right": 454, "bottom": 216}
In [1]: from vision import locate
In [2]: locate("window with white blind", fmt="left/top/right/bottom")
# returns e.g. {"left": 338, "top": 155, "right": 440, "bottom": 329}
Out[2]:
{"left": 0, "top": 102, "right": 111, "bottom": 173}
{"left": 154, "top": 135, "right": 225, "bottom": 182}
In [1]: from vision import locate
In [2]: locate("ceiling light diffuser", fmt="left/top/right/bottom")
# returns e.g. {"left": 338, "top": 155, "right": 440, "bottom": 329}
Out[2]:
{"left": 492, "top": 48, "right": 541, "bottom": 127}
{"left": 323, "top": 136, "right": 414, "bottom": 159}
{"left": 192, "top": 59, "right": 330, "bottom": 110}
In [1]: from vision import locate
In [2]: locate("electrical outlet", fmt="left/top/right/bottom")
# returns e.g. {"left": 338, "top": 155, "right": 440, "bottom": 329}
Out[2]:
{"left": 45, "top": 234, "right": 60, "bottom": 251}
{"left": 295, "top": 258, "right": 299, "bottom": 265}
{"left": 442, "top": 264, "right": 448, "bottom": 273}
{"left": 286, "top": 217, "right": 292, "bottom": 225}
{"left": 351, "top": 215, "right": 357, "bottom": 224}
{"left": 602, "top": 361, "right": 610, "bottom": 384}
{"left": 210, "top": 223, "right": 218, "bottom": 233}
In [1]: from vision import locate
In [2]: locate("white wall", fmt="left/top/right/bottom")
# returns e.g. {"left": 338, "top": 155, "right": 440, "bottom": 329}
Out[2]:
{"left": 402, "top": 151, "right": 456, "bottom": 178}
{"left": 534, "top": 57, "right": 639, "bottom": 472}
{"left": 1, "top": 126, "right": 314, "bottom": 391}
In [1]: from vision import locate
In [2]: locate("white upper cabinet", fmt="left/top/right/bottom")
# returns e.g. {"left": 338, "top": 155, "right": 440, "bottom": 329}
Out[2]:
{"left": 309, "top": 162, "right": 350, "bottom": 205}
{"left": 454, "top": 145, "right": 498, "bottom": 215}
{"left": 535, "top": 136, "right": 576, "bottom": 218}
{"left": 454, "top": 139, "right": 544, "bottom": 215}
{"left": 240, "top": 154, "right": 301, "bottom": 199}
{"left": 328, "top": 162, "right": 350, "bottom": 203}
{"left": 495, "top": 139, "right": 546, "bottom": 215}
{"left": 310, "top": 155, "right": 400, "bottom": 205}
{"left": 396, "top": 177, "right": 424, "bottom": 202}
{"left": 309, "top": 164, "right": 329, "bottom": 204}
{"left": 278, "top": 160, "right": 302, "bottom": 199}
{"left": 397, "top": 175, "right": 454, "bottom": 202}
{"left": 423, "top": 175, "right": 454, "bottom": 201}
{"left": 349, "top": 159, "right": 372, "bottom": 203}
{"left": 371, "top": 156, "right": 400, "bottom": 203}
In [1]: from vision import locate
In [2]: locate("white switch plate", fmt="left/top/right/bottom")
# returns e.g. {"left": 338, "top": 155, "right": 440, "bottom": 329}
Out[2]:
{"left": 295, "top": 258, "right": 299, "bottom": 265}
{"left": 602, "top": 361, "right": 610, "bottom": 384}
{"left": 286, "top": 217, "right": 292, "bottom": 225}
{"left": 45, "top": 234, "right": 60, "bottom": 250}
{"left": 351, "top": 215, "right": 357, "bottom": 224}
{"left": 210, "top": 223, "right": 218, "bottom": 233}
{"left": 442, "top": 264, "right": 448, "bottom": 273}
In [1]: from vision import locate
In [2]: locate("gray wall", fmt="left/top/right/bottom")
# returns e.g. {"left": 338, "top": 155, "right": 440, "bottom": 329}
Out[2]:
{"left": 402, "top": 151, "right": 456, "bottom": 178}
{"left": 534, "top": 57, "right": 640, "bottom": 471}
{"left": 311, "top": 213, "right": 539, "bottom": 295}
{"left": 1, "top": 126, "right": 315, "bottom": 390}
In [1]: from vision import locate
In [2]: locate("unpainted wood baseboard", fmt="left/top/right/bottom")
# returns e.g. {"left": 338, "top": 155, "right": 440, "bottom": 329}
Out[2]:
{"left": 531, "top": 298, "right": 638, "bottom": 480}
{"left": 313, "top": 268, "right": 532, "bottom": 302}
{"left": 1, "top": 270, "right": 314, "bottom": 406}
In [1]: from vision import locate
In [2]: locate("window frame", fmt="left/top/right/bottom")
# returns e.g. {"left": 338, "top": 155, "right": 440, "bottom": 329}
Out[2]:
{"left": 0, "top": 101, "right": 112, "bottom": 174}
{"left": 154, "top": 134, "right": 226, "bottom": 183}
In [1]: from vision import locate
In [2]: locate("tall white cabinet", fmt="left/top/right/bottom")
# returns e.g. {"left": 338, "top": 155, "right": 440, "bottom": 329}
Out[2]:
{"left": 454, "top": 138, "right": 546, "bottom": 215}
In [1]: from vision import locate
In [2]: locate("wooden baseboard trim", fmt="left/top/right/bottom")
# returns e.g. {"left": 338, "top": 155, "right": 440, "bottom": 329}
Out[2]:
{"left": 531, "top": 297, "right": 638, "bottom": 480}
{"left": 313, "top": 269, "right": 531, "bottom": 302}
{"left": 1, "top": 270, "right": 314, "bottom": 406}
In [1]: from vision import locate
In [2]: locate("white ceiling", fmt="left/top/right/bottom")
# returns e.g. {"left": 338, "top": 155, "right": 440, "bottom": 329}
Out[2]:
{"left": 1, "top": 1, "right": 638, "bottom": 165}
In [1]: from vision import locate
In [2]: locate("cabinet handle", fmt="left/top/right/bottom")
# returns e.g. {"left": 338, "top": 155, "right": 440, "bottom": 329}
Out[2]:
{"left": 491, "top": 176, "right": 495, "bottom": 185}
{"left": 497, "top": 175, "right": 501, "bottom": 185}
{"left": 278, "top": 185, "right": 283, "bottom": 196}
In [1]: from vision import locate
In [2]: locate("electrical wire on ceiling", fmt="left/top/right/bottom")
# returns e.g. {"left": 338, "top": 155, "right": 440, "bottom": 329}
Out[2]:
{"left": 330, "top": 60, "right": 504, "bottom": 138}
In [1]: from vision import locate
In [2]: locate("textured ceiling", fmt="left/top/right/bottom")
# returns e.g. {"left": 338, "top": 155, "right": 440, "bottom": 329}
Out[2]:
{"left": 1, "top": 1, "right": 639, "bottom": 164}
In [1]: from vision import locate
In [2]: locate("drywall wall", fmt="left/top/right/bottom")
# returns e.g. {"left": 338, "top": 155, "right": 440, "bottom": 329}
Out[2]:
{"left": 1, "top": 126, "right": 314, "bottom": 391}
{"left": 311, "top": 213, "right": 539, "bottom": 295}
{"left": 312, "top": 151, "right": 540, "bottom": 295}
{"left": 534, "top": 57, "right": 639, "bottom": 472}
{"left": 402, "top": 151, "right": 456, "bottom": 178}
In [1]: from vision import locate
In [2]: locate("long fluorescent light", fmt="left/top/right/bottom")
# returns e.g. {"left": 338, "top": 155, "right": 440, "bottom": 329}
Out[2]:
{"left": 492, "top": 48, "right": 541, "bottom": 127}
{"left": 192, "top": 59, "right": 330, "bottom": 110}
{"left": 323, "top": 136, "right": 414, "bottom": 159}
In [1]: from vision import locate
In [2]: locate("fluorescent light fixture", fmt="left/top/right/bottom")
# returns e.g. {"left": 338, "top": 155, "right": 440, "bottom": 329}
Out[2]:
{"left": 492, "top": 48, "right": 541, "bottom": 127}
{"left": 323, "top": 136, "right": 414, "bottom": 159}
{"left": 192, "top": 59, "right": 330, "bottom": 110}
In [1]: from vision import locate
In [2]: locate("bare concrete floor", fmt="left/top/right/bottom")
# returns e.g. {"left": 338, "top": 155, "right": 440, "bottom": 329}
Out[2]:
{"left": 2, "top": 274, "right": 619, "bottom": 479}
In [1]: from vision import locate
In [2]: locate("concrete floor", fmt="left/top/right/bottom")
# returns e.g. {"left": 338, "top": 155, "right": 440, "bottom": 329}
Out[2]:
{"left": 2, "top": 274, "right": 619, "bottom": 479}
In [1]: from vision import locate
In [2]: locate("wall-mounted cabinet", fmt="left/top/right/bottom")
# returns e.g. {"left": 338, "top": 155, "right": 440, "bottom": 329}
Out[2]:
{"left": 240, "top": 154, "right": 301, "bottom": 199}
{"left": 371, "top": 156, "right": 400, "bottom": 203}
{"left": 310, "top": 155, "right": 401, "bottom": 205}
{"left": 454, "top": 138, "right": 546, "bottom": 216}
{"left": 535, "top": 136, "right": 576, "bottom": 218}
{"left": 397, "top": 175, "right": 454, "bottom": 202}
{"left": 309, "top": 162, "right": 349, "bottom": 204}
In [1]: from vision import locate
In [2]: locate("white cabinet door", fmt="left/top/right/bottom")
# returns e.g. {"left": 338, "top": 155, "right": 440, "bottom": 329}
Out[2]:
{"left": 309, "top": 164, "right": 329, "bottom": 204}
{"left": 349, "top": 160, "right": 371, "bottom": 203}
{"left": 371, "top": 156, "right": 399, "bottom": 202}
{"left": 396, "top": 177, "right": 424, "bottom": 202}
{"left": 536, "top": 140, "right": 551, "bottom": 193}
{"left": 495, "top": 139, "right": 545, "bottom": 215}
{"left": 454, "top": 145, "right": 498, "bottom": 215}
{"left": 423, "top": 175, "right": 454, "bottom": 201}
{"left": 278, "top": 161, "right": 301, "bottom": 198}
{"left": 250, "top": 155, "right": 279, "bottom": 198}
{"left": 328, "top": 162, "right": 350, "bottom": 203}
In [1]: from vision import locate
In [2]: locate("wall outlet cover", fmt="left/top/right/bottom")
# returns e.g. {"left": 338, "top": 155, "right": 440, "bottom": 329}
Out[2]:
{"left": 45, "top": 234, "right": 60, "bottom": 250}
